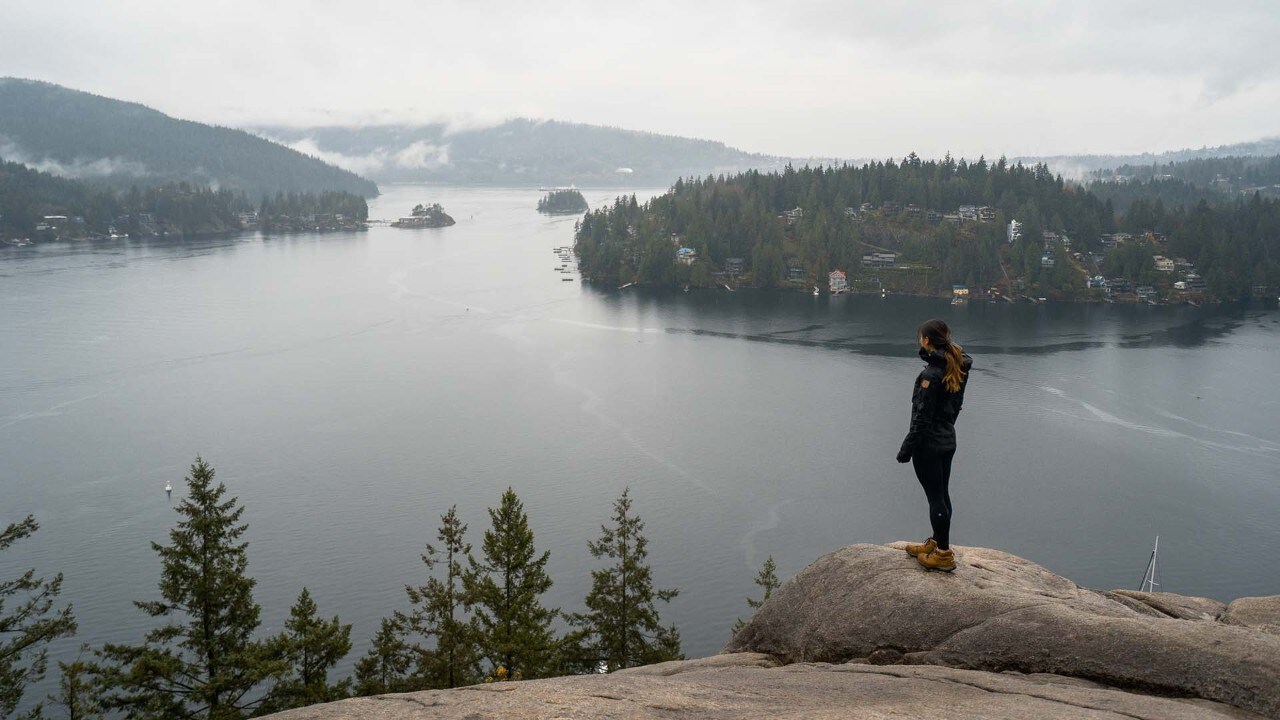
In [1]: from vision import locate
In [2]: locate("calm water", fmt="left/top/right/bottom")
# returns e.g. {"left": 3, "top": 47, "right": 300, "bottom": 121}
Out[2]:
{"left": 3, "top": 185, "right": 1279, "bottom": 689}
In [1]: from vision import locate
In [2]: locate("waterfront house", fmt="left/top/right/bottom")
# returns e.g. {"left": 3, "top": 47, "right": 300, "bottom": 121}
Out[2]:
{"left": 1153, "top": 255, "right": 1175, "bottom": 272}
{"left": 861, "top": 252, "right": 898, "bottom": 268}
{"left": 952, "top": 285, "right": 969, "bottom": 296}
{"left": 1087, "top": 275, "right": 1107, "bottom": 289}
{"left": 1106, "top": 278, "right": 1132, "bottom": 293}
{"left": 828, "top": 270, "right": 848, "bottom": 294}
{"left": 725, "top": 257, "right": 746, "bottom": 276}
{"left": 1184, "top": 273, "right": 1207, "bottom": 291}
{"left": 787, "top": 264, "right": 806, "bottom": 282}
{"left": 1136, "top": 286, "right": 1158, "bottom": 301}
{"left": 676, "top": 247, "right": 697, "bottom": 266}
{"left": 1007, "top": 219, "right": 1022, "bottom": 243}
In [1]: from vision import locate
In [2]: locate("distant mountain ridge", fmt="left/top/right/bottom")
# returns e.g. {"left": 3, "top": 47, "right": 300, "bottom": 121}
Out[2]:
{"left": 0, "top": 79, "right": 378, "bottom": 197}
{"left": 253, "top": 119, "right": 811, "bottom": 187}
{"left": 1019, "top": 136, "right": 1280, "bottom": 179}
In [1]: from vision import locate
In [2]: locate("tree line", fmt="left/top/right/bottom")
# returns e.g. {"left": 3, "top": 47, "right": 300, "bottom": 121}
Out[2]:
{"left": 2, "top": 457, "right": 791, "bottom": 719}
{"left": 573, "top": 156, "right": 1280, "bottom": 299}
{"left": 0, "top": 158, "right": 368, "bottom": 238}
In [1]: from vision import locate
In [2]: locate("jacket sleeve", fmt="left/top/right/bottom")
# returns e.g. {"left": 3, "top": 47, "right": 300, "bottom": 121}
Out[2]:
{"left": 900, "top": 371, "right": 942, "bottom": 455}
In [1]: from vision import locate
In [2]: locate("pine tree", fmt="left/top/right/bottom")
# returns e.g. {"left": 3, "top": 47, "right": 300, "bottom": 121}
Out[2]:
{"left": 46, "top": 648, "right": 100, "bottom": 720}
{"left": 732, "top": 556, "right": 779, "bottom": 637}
{"left": 463, "top": 489, "right": 558, "bottom": 680}
{"left": 260, "top": 588, "right": 352, "bottom": 712}
{"left": 352, "top": 620, "right": 412, "bottom": 696}
{"left": 569, "top": 488, "right": 682, "bottom": 672}
{"left": 394, "top": 506, "right": 481, "bottom": 689}
{"left": 1, "top": 516, "right": 77, "bottom": 720}
{"left": 91, "top": 457, "right": 282, "bottom": 720}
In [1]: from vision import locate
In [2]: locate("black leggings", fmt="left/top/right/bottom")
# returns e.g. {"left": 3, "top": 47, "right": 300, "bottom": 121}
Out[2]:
{"left": 912, "top": 449, "right": 955, "bottom": 550}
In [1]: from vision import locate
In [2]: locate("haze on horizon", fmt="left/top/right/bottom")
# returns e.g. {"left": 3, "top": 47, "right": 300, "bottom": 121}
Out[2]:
{"left": 3, "top": 0, "right": 1279, "bottom": 161}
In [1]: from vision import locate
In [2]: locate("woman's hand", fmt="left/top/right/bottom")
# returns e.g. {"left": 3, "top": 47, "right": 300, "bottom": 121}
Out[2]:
{"left": 896, "top": 448, "right": 911, "bottom": 463}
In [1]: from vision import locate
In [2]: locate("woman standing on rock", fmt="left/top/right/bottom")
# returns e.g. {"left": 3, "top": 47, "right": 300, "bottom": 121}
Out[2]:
{"left": 897, "top": 319, "right": 972, "bottom": 572}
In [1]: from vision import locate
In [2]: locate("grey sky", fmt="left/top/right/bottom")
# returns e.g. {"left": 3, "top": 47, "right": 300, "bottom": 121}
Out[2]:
{"left": 3, "top": 0, "right": 1279, "bottom": 159}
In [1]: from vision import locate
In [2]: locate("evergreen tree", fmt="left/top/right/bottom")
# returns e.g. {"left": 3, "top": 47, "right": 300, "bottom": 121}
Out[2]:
{"left": 394, "top": 507, "right": 481, "bottom": 689}
{"left": 463, "top": 489, "right": 558, "bottom": 680}
{"left": 352, "top": 620, "right": 412, "bottom": 697}
{"left": 91, "top": 458, "right": 281, "bottom": 720}
{"left": 260, "top": 589, "right": 352, "bottom": 712}
{"left": 569, "top": 489, "right": 682, "bottom": 672}
{"left": 46, "top": 648, "right": 100, "bottom": 720}
{"left": 731, "top": 556, "right": 780, "bottom": 637}
{"left": 1, "top": 516, "right": 76, "bottom": 720}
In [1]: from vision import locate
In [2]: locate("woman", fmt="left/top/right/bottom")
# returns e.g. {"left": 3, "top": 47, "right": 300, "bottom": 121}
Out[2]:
{"left": 897, "top": 319, "right": 972, "bottom": 572}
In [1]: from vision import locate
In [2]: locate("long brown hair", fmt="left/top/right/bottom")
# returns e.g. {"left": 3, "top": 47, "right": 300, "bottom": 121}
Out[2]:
{"left": 918, "top": 319, "right": 966, "bottom": 392}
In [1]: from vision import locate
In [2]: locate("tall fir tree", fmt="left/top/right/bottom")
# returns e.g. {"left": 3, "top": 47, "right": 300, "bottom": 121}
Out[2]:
{"left": 731, "top": 556, "right": 779, "bottom": 637}
{"left": 91, "top": 458, "right": 282, "bottom": 720}
{"left": 569, "top": 488, "right": 681, "bottom": 672}
{"left": 1, "top": 516, "right": 77, "bottom": 720}
{"left": 260, "top": 588, "right": 352, "bottom": 713}
{"left": 463, "top": 489, "right": 558, "bottom": 680}
{"left": 46, "top": 648, "right": 100, "bottom": 720}
{"left": 394, "top": 506, "right": 481, "bottom": 689}
{"left": 352, "top": 619, "right": 412, "bottom": 696}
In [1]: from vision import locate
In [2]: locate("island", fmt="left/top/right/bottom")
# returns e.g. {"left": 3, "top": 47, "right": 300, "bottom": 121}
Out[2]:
{"left": 391, "top": 203, "right": 455, "bottom": 228}
{"left": 537, "top": 189, "right": 589, "bottom": 215}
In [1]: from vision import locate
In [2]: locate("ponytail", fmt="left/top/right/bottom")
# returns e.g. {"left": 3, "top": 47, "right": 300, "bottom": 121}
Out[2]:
{"left": 917, "top": 319, "right": 967, "bottom": 392}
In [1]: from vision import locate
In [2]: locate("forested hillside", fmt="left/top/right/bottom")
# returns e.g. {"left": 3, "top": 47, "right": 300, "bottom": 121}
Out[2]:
{"left": 0, "top": 158, "right": 367, "bottom": 238}
{"left": 257, "top": 119, "right": 799, "bottom": 187}
{"left": 575, "top": 157, "right": 1280, "bottom": 301}
{"left": 0, "top": 79, "right": 378, "bottom": 197}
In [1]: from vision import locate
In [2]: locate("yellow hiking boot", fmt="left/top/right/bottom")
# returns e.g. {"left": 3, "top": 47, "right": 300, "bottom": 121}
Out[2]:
{"left": 904, "top": 538, "right": 937, "bottom": 556}
{"left": 916, "top": 547, "right": 956, "bottom": 572}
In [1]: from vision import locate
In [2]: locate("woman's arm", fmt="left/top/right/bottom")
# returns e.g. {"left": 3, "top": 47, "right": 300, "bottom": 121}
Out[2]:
{"left": 897, "top": 371, "right": 941, "bottom": 461}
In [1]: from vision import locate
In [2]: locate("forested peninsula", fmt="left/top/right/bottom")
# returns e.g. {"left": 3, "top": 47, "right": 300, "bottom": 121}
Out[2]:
{"left": 574, "top": 156, "right": 1280, "bottom": 302}
{"left": 1, "top": 158, "right": 368, "bottom": 239}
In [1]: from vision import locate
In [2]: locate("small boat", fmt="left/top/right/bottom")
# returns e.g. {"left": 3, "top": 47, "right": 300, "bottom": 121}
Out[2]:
{"left": 618, "top": 282, "right": 634, "bottom": 289}
{"left": 813, "top": 286, "right": 819, "bottom": 296}
{"left": 561, "top": 277, "right": 574, "bottom": 282}
{"left": 723, "top": 284, "right": 734, "bottom": 292}
{"left": 165, "top": 481, "right": 172, "bottom": 495}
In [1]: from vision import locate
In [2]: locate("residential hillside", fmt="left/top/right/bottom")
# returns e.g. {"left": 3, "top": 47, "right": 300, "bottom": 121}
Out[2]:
{"left": 0, "top": 79, "right": 378, "bottom": 198}
{"left": 254, "top": 119, "right": 809, "bottom": 187}
{"left": 574, "top": 157, "right": 1280, "bottom": 301}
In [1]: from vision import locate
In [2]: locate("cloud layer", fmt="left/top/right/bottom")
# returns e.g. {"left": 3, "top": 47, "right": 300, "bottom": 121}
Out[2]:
{"left": 2, "top": 1, "right": 1278, "bottom": 159}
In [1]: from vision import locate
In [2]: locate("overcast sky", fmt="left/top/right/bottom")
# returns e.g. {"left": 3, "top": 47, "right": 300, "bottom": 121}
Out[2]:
{"left": 3, "top": 0, "right": 1279, "bottom": 159}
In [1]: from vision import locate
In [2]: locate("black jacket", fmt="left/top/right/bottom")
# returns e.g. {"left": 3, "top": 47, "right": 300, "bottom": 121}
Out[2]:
{"left": 899, "top": 347, "right": 972, "bottom": 456}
